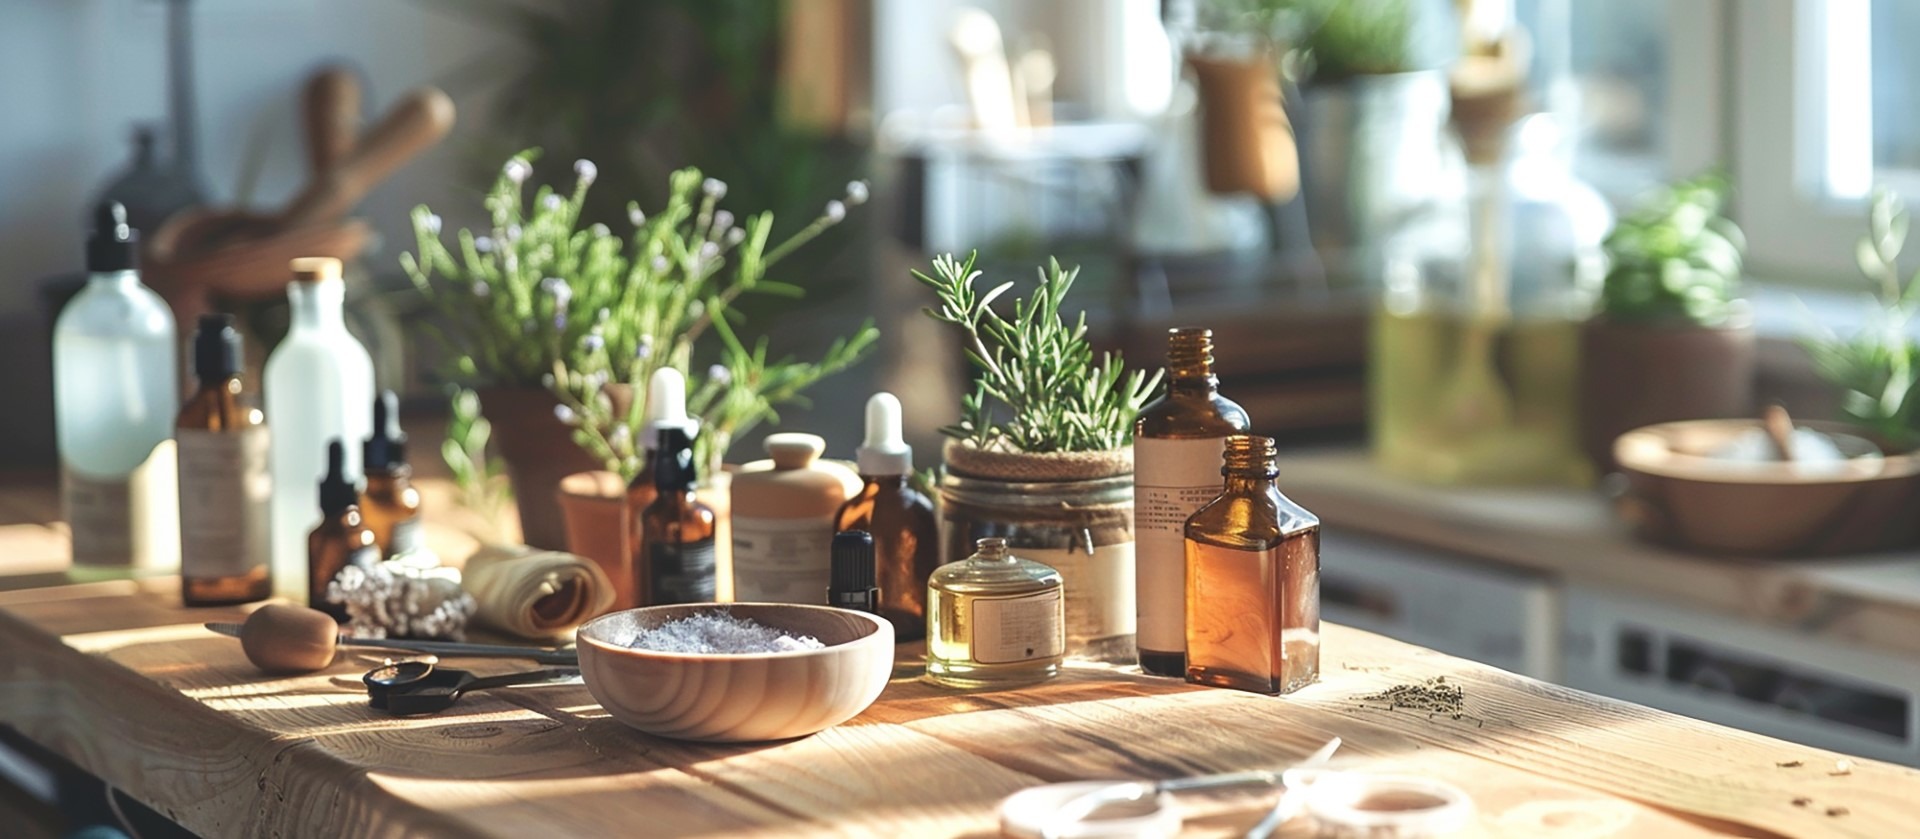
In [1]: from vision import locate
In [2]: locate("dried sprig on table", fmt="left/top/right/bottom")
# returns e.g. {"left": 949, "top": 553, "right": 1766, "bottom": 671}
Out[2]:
{"left": 1801, "top": 188, "right": 1920, "bottom": 448}
{"left": 915, "top": 251, "right": 1162, "bottom": 453}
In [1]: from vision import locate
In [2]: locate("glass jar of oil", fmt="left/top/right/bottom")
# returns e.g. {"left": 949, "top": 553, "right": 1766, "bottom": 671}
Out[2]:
{"left": 926, "top": 537, "right": 1065, "bottom": 688}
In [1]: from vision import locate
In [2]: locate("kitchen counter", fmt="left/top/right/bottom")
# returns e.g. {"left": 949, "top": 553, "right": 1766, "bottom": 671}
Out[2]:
{"left": 1280, "top": 450, "right": 1920, "bottom": 658}
{"left": 5, "top": 577, "right": 1919, "bottom": 837}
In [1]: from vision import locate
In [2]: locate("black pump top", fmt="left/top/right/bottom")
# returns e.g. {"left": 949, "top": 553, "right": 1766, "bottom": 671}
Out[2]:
{"left": 87, "top": 201, "right": 139, "bottom": 273}
{"left": 192, "top": 314, "right": 242, "bottom": 381}
{"left": 652, "top": 426, "right": 699, "bottom": 492}
{"left": 363, "top": 391, "right": 408, "bottom": 471}
{"left": 318, "top": 439, "right": 360, "bottom": 517}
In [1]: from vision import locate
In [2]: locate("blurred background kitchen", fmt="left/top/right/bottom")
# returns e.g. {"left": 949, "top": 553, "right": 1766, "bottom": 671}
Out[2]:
{"left": 9, "top": 0, "right": 1920, "bottom": 763}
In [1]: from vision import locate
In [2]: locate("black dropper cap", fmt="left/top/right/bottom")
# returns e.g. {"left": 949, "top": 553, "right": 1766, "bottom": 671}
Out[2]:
{"left": 652, "top": 425, "right": 699, "bottom": 492}
{"left": 828, "top": 530, "right": 880, "bottom": 613}
{"left": 317, "top": 440, "right": 360, "bottom": 517}
{"left": 363, "top": 390, "right": 408, "bottom": 471}
{"left": 192, "top": 313, "right": 242, "bottom": 381}
{"left": 87, "top": 201, "right": 139, "bottom": 273}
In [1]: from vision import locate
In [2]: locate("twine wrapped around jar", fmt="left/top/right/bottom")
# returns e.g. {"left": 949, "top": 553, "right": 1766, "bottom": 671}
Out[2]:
{"left": 941, "top": 439, "right": 1132, "bottom": 482}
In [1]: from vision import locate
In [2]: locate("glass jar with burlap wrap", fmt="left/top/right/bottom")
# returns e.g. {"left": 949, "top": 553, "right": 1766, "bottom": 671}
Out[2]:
{"left": 938, "top": 440, "right": 1135, "bottom": 663}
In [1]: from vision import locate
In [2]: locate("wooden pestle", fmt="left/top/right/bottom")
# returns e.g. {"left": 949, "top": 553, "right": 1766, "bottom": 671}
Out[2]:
{"left": 1763, "top": 404, "right": 1797, "bottom": 462}
{"left": 279, "top": 86, "right": 455, "bottom": 229}
{"left": 217, "top": 604, "right": 579, "bottom": 675}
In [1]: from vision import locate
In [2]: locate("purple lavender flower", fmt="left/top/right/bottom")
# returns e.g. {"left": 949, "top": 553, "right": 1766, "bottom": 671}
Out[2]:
{"left": 845, "top": 180, "right": 870, "bottom": 205}
{"left": 628, "top": 206, "right": 647, "bottom": 227}
{"left": 422, "top": 213, "right": 443, "bottom": 235}
{"left": 707, "top": 363, "right": 733, "bottom": 387}
{"left": 541, "top": 194, "right": 563, "bottom": 212}
{"left": 635, "top": 335, "right": 654, "bottom": 360}
{"left": 582, "top": 333, "right": 605, "bottom": 353}
{"left": 503, "top": 158, "right": 531, "bottom": 185}
{"left": 725, "top": 228, "right": 746, "bottom": 246}
{"left": 553, "top": 403, "right": 575, "bottom": 423}
{"left": 574, "top": 159, "right": 598, "bottom": 186}
{"left": 474, "top": 236, "right": 494, "bottom": 253}
{"left": 824, "top": 200, "right": 846, "bottom": 223}
{"left": 712, "top": 210, "right": 734, "bottom": 233}
{"left": 471, "top": 280, "right": 490, "bottom": 297}
{"left": 702, "top": 178, "right": 727, "bottom": 200}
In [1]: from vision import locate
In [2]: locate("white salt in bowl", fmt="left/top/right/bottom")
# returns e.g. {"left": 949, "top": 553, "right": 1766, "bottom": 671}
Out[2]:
{"left": 576, "top": 603, "right": 894, "bottom": 742}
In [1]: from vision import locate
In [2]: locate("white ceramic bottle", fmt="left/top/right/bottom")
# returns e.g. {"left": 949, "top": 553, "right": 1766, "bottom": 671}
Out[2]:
{"left": 264, "top": 257, "right": 375, "bottom": 603}
{"left": 53, "top": 202, "right": 180, "bottom": 573}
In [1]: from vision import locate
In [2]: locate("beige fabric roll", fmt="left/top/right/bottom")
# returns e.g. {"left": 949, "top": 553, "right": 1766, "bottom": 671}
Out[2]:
{"left": 463, "top": 544, "right": 618, "bottom": 641}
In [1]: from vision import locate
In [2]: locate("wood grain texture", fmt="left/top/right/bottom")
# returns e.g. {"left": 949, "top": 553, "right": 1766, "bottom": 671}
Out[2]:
{"left": 3, "top": 579, "right": 1918, "bottom": 838}
{"left": 1280, "top": 450, "right": 1920, "bottom": 658}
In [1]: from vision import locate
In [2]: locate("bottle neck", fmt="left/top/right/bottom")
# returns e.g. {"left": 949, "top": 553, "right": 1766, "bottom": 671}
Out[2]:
{"left": 1223, "top": 472, "right": 1276, "bottom": 494}
{"left": 195, "top": 373, "right": 242, "bottom": 394}
{"left": 862, "top": 472, "right": 910, "bottom": 489}
{"left": 1167, "top": 371, "right": 1218, "bottom": 397}
{"left": 88, "top": 269, "right": 141, "bottom": 289}
{"left": 287, "top": 279, "right": 346, "bottom": 332}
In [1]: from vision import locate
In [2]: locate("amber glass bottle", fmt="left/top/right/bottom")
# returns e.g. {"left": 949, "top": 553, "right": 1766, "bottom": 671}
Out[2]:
{"left": 359, "top": 391, "right": 423, "bottom": 557}
{"left": 635, "top": 426, "right": 718, "bottom": 604}
{"left": 178, "top": 314, "right": 272, "bottom": 606}
{"left": 833, "top": 393, "right": 939, "bottom": 640}
{"left": 1184, "top": 434, "right": 1320, "bottom": 695}
{"left": 309, "top": 440, "right": 379, "bottom": 619}
{"left": 1133, "top": 327, "right": 1250, "bottom": 676}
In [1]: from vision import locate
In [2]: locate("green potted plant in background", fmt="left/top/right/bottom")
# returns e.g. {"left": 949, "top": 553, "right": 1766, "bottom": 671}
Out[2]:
{"left": 1803, "top": 188, "right": 1920, "bottom": 450}
{"left": 404, "top": 150, "right": 875, "bottom": 550}
{"left": 916, "top": 252, "right": 1161, "bottom": 664}
{"left": 1577, "top": 172, "right": 1753, "bottom": 471}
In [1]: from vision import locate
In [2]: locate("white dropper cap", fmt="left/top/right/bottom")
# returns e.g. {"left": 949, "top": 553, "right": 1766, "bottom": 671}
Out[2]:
{"left": 856, "top": 392, "right": 912, "bottom": 475}
{"left": 640, "top": 367, "right": 699, "bottom": 450}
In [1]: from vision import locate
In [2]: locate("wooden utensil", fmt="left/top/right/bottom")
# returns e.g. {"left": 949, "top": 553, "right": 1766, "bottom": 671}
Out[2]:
{"left": 302, "top": 65, "right": 362, "bottom": 175}
{"left": 280, "top": 86, "right": 455, "bottom": 228}
{"left": 208, "top": 603, "right": 577, "bottom": 674}
{"left": 1763, "top": 403, "right": 1797, "bottom": 462}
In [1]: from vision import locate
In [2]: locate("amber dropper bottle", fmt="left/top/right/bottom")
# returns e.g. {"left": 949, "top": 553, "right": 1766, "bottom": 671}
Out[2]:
{"left": 833, "top": 393, "right": 939, "bottom": 640}
{"left": 1133, "top": 327, "right": 1250, "bottom": 676}
{"left": 309, "top": 439, "right": 379, "bottom": 620}
{"left": 360, "top": 391, "right": 422, "bottom": 558}
{"left": 1184, "top": 434, "right": 1320, "bottom": 695}
{"left": 636, "top": 425, "right": 718, "bottom": 605}
{"left": 178, "top": 313, "right": 272, "bottom": 606}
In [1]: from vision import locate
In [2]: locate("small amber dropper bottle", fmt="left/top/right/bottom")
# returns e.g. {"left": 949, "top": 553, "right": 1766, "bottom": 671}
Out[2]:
{"left": 1184, "top": 434, "right": 1321, "bottom": 695}
{"left": 178, "top": 313, "right": 272, "bottom": 606}
{"left": 833, "top": 393, "right": 939, "bottom": 640}
{"left": 635, "top": 425, "right": 718, "bottom": 605}
{"left": 1133, "top": 327, "right": 1250, "bottom": 676}
{"left": 359, "top": 391, "right": 423, "bottom": 558}
{"left": 309, "top": 439, "right": 380, "bottom": 620}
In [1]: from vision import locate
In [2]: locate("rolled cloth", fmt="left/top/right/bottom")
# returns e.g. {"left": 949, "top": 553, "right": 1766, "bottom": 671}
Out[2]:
{"left": 463, "top": 544, "right": 617, "bottom": 641}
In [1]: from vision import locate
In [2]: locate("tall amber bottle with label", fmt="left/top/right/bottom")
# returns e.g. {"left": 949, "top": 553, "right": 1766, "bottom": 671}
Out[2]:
{"left": 636, "top": 426, "right": 718, "bottom": 604}
{"left": 1133, "top": 327, "right": 1249, "bottom": 676}
{"left": 833, "top": 393, "right": 939, "bottom": 640}
{"left": 360, "top": 391, "right": 423, "bottom": 557}
{"left": 178, "top": 314, "right": 271, "bottom": 606}
{"left": 1184, "top": 434, "right": 1320, "bottom": 695}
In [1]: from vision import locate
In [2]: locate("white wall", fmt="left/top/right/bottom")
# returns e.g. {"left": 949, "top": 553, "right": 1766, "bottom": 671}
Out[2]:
{"left": 0, "top": 0, "right": 515, "bottom": 308}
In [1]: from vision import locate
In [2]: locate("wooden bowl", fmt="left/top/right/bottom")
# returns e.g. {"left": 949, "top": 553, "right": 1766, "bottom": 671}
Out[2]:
{"left": 1614, "top": 419, "right": 1920, "bottom": 556}
{"left": 576, "top": 603, "right": 894, "bottom": 742}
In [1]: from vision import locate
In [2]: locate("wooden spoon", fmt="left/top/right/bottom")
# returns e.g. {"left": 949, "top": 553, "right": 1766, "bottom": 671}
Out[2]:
{"left": 302, "top": 65, "right": 362, "bottom": 175}
{"left": 1763, "top": 403, "right": 1797, "bottom": 462}
{"left": 207, "top": 603, "right": 577, "bottom": 675}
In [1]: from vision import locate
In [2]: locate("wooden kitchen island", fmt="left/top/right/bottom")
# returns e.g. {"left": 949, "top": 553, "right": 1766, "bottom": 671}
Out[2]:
{"left": 2, "top": 576, "right": 1917, "bottom": 838}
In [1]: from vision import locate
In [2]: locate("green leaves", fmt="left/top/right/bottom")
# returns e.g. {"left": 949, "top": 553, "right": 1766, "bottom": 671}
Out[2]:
{"left": 1599, "top": 171, "right": 1746, "bottom": 327}
{"left": 1802, "top": 188, "right": 1920, "bottom": 448}
{"left": 914, "top": 252, "right": 1164, "bottom": 453}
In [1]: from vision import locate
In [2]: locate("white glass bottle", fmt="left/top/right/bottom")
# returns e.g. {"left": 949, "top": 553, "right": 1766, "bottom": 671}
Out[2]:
{"left": 53, "top": 202, "right": 179, "bottom": 573}
{"left": 265, "top": 257, "right": 375, "bottom": 603}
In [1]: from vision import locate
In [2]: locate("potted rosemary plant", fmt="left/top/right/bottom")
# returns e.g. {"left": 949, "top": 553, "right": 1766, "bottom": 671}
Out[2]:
{"left": 1578, "top": 173, "right": 1753, "bottom": 470}
{"left": 916, "top": 252, "right": 1162, "bottom": 663}
{"left": 405, "top": 151, "right": 874, "bottom": 548}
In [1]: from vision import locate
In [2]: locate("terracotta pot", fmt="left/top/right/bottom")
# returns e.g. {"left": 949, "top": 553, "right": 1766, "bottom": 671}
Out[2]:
{"left": 555, "top": 468, "right": 735, "bottom": 608}
{"left": 1187, "top": 50, "right": 1298, "bottom": 202}
{"left": 477, "top": 386, "right": 602, "bottom": 549}
{"left": 1578, "top": 318, "right": 1755, "bottom": 473}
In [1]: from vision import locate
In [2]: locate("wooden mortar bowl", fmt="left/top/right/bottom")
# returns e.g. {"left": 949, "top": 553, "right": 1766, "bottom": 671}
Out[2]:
{"left": 1614, "top": 419, "right": 1920, "bottom": 556}
{"left": 577, "top": 603, "right": 893, "bottom": 742}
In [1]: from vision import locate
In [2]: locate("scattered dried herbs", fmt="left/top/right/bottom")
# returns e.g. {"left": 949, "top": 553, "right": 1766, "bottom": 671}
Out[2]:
{"left": 1355, "top": 677, "right": 1483, "bottom": 727}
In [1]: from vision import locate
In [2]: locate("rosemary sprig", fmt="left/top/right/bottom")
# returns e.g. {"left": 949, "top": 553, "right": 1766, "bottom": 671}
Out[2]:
{"left": 914, "top": 252, "right": 1162, "bottom": 453}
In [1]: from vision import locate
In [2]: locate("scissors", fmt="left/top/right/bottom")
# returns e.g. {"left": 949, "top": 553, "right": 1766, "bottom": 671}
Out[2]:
{"left": 363, "top": 660, "right": 578, "bottom": 715}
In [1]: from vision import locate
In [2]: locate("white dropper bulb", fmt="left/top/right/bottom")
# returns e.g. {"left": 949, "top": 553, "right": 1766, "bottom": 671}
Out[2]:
{"left": 856, "top": 392, "right": 912, "bottom": 476}
{"left": 641, "top": 367, "right": 696, "bottom": 450}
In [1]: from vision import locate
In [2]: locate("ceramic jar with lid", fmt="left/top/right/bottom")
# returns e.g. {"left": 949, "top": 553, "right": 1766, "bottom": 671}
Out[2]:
{"left": 730, "top": 433, "right": 863, "bottom": 603}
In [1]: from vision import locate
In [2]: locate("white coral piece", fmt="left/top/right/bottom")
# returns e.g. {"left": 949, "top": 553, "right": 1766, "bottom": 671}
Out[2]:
{"left": 327, "top": 560, "right": 476, "bottom": 641}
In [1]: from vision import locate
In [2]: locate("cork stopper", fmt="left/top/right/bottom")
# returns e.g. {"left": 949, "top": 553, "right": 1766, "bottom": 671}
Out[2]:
{"left": 1222, "top": 434, "right": 1279, "bottom": 477}
{"left": 290, "top": 256, "right": 344, "bottom": 283}
{"left": 1166, "top": 327, "right": 1215, "bottom": 380}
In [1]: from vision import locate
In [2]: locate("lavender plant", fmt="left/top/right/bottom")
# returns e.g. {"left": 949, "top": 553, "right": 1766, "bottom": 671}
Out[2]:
{"left": 404, "top": 150, "right": 877, "bottom": 478}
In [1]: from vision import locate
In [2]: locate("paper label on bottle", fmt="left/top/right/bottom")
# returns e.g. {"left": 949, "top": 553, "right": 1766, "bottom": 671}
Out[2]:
{"left": 65, "top": 439, "right": 178, "bottom": 570}
{"left": 731, "top": 515, "right": 834, "bottom": 603}
{"left": 1018, "top": 542, "right": 1135, "bottom": 645}
{"left": 177, "top": 427, "right": 272, "bottom": 579}
{"left": 1134, "top": 436, "right": 1230, "bottom": 654}
{"left": 647, "top": 538, "right": 718, "bottom": 604}
{"left": 971, "top": 588, "right": 1065, "bottom": 665}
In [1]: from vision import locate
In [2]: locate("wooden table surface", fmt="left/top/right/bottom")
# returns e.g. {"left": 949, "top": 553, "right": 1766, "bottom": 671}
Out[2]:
{"left": 3, "top": 577, "right": 1919, "bottom": 838}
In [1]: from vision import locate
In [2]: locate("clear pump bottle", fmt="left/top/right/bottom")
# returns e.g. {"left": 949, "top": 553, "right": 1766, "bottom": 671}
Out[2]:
{"left": 54, "top": 202, "right": 179, "bottom": 572}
